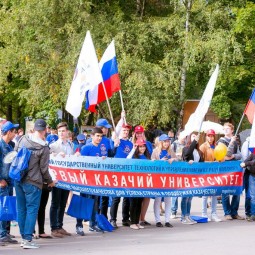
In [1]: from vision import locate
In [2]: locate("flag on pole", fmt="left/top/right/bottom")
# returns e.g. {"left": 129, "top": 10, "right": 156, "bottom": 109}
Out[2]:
{"left": 248, "top": 112, "right": 255, "bottom": 154}
{"left": 244, "top": 89, "right": 255, "bottom": 124}
{"left": 184, "top": 64, "right": 220, "bottom": 135}
{"left": 65, "top": 31, "right": 103, "bottom": 118}
{"left": 86, "top": 40, "right": 121, "bottom": 112}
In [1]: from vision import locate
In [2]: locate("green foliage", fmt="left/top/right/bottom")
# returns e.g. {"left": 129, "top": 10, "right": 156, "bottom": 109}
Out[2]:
{"left": 0, "top": 0, "right": 254, "bottom": 130}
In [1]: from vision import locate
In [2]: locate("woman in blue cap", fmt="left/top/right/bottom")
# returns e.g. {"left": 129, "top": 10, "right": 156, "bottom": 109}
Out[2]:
{"left": 151, "top": 134, "right": 177, "bottom": 228}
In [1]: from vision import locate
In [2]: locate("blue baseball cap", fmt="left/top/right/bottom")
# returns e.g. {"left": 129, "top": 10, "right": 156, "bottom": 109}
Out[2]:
{"left": 96, "top": 119, "right": 112, "bottom": 128}
{"left": 1, "top": 121, "right": 19, "bottom": 133}
{"left": 159, "top": 134, "right": 171, "bottom": 141}
{"left": 77, "top": 134, "right": 85, "bottom": 141}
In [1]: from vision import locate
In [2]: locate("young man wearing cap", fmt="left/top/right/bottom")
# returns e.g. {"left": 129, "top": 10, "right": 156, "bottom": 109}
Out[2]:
{"left": 90, "top": 118, "right": 113, "bottom": 219}
{"left": 217, "top": 122, "right": 244, "bottom": 220}
{"left": 14, "top": 119, "right": 55, "bottom": 249}
{"left": 49, "top": 122, "right": 73, "bottom": 238}
{"left": 0, "top": 121, "right": 19, "bottom": 245}
{"left": 110, "top": 120, "right": 133, "bottom": 228}
{"left": 74, "top": 134, "right": 86, "bottom": 153}
{"left": 79, "top": 127, "right": 104, "bottom": 233}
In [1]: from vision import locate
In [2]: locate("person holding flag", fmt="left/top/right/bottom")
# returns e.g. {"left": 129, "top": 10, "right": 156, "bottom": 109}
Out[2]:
{"left": 217, "top": 123, "right": 244, "bottom": 220}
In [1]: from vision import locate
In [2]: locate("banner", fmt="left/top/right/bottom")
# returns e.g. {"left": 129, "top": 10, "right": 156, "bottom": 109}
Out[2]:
{"left": 49, "top": 155, "right": 243, "bottom": 197}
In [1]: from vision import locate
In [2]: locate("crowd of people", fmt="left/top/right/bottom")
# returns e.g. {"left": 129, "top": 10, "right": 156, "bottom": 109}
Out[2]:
{"left": 0, "top": 113, "right": 254, "bottom": 249}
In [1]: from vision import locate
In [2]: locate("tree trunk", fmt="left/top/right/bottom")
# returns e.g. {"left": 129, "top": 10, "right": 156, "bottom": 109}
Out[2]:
{"left": 6, "top": 103, "right": 12, "bottom": 122}
{"left": 177, "top": 0, "right": 193, "bottom": 130}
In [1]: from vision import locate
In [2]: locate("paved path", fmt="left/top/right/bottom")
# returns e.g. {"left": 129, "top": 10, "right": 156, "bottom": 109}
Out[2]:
{"left": 1, "top": 195, "right": 254, "bottom": 255}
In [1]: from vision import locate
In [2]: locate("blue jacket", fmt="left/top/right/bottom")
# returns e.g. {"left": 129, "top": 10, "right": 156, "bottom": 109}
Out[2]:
{"left": 0, "top": 138, "right": 14, "bottom": 183}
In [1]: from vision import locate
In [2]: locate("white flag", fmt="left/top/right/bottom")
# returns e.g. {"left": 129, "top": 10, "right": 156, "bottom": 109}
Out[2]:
{"left": 184, "top": 64, "right": 220, "bottom": 135}
{"left": 65, "top": 31, "right": 103, "bottom": 118}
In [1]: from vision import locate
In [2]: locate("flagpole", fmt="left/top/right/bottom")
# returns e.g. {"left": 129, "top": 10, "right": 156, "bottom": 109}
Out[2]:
{"left": 235, "top": 113, "right": 245, "bottom": 136}
{"left": 119, "top": 90, "right": 127, "bottom": 124}
{"left": 101, "top": 81, "right": 116, "bottom": 131}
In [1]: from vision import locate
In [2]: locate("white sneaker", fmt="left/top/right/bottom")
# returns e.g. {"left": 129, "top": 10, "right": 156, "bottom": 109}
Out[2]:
{"left": 201, "top": 214, "right": 208, "bottom": 218}
{"left": 23, "top": 240, "right": 40, "bottom": 249}
{"left": 211, "top": 215, "right": 222, "bottom": 222}
{"left": 130, "top": 224, "right": 139, "bottom": 230}
{"left": 20, "top": 239, "right": 25, "bottom": 247}
{"left": 181, "top": 217, "right": 194, "bottom": 225}
{"left": 187, "top": 216, "right": 197, "bottom": 224}
{"left": 170, "top": 213, "right": 177, "bottom": 219}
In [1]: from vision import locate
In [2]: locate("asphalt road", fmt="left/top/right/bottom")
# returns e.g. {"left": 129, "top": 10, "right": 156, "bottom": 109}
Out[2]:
{"left": 1, "top": 195, "right": 254, "bottom": 255}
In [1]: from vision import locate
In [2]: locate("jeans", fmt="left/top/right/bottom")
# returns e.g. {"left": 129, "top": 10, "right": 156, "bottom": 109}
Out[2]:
{"left": 181, "top": 197, "right": 193, "bottom": 218}
{"left": 37, "top": 187, "right": 50, "bottom": 234}
{"left": 154, "top": 197, "right": 171, "bottom": 223}
{"left": 202, "top": 196, "right": 217, "bottom": 216}
{"left": 110, "top": 197, "right": 130, "bottom": 222}
{"left": 221, "top": 194, "right": 240, "bottom": 216}
{"left": 100, "top": 196, "right": 109, "bottom": 218}
{"left": 171, "top": 197, "right": 178, "bottom": 214}
{"left": 129, "top": 197, "right": 143, "bottom": 224}
{"left": 244, "top": 171, "right": 251, "bottom": 216}
{"left": 0, "top": 185, "right": 13, "bottom": 238}
{"left": 249, "top": 175, "right": 255, "bottom": 216}
{"left": 15, "top": 182, "right": 42, "bottom": 241}
{"left": 50, "top": 187, "right": 69, "bottom": 231}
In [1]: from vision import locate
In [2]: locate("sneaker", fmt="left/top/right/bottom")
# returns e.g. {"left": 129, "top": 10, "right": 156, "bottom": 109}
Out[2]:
{"left": 137, "top": 224, "right": 144, "bottom": 229}
{"left": 224, "top": 215, "right": 233, "bottom": 220}
{"left": 0, "top": 235, "right": 18, "bottom": 244}
{"left": 140, "top": 221, "right": 151, "bottom": 226}
{"left": 89, "top": 226, "right": 104, "bottom": 233}
{"left": 122, "top": 220, "right": 131, "bottom": 227}
{"left": 156, "top": 222, "right": 163, "bottom": 227}
{"left": 23, "top": 240, "right": 40, "bottom": 249}
{"left": 58, "top": 228, "right": 72, "bottom": 236}
{"left": 51, "top": 230, "right": 64, "bottom": 238}
{"left": 165, "top": 222, "right": 173, "bottom": 228}
{"left": 110, "top": 220, "right": 118, "bottom": 228}
{"left": 247, "top": 215, "right": 255, "bottom": 222}
{"left": 7, "top": 233, "right": 15, "bottom": 238}
{"left": 202, "top": 214, "right": 211, "bottom": 222}
{"left": 187, "top": 216, "right": 197, "bottom": 224}
{"left": 211, "top": 215, "right": 222, "bottom": 222}
{"left": 181, "top": 217, "right": 194, "bottom": 225}
{"left": 130, "top": 224, "right": 139, "bottom": 230}
{"left": 170, "top": 213, "right": 177, "bottom": 219}
{"left": 76, "top": 227, "right": 85, "bottom": 236}
{"left": 232, "top": 215, "right": 245, "bottom": 220}
{"left": 20, "top": 239, "right": 25, "bottom": 247}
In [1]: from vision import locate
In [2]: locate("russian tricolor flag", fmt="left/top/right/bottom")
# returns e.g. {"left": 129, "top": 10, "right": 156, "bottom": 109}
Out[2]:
{"left": 244, "top": 89, "right": 255, "bottom": 124}
{"left": 86, "top": 40, "right": 121, "bottom": 112}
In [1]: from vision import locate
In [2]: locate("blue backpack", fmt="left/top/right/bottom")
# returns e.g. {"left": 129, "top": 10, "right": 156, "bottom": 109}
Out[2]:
{"left": 9, "top": 147, "right": 32, "bottom": 181}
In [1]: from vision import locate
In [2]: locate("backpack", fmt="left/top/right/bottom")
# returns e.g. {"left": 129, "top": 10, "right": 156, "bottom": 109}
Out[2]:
{"left": 9, "top": 146, "right": 32, "bottom": 181}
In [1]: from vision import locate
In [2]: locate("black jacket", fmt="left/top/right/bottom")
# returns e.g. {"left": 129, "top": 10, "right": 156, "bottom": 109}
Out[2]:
{"left": 244, "top": 153, "right": 255, "bottom": 176}
{"left": 182, "top": 140, "right": 204, "bottom": 162}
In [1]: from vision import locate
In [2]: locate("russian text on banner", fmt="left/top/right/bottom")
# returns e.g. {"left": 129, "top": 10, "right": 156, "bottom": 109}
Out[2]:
{"left": 49, "top": 155, "right": 243, "bottom": 198}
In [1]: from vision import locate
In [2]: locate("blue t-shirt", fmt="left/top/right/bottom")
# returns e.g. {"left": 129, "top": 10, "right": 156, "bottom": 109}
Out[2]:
{"left": 159, "top": 150, "right": 171, "bottom": 159}
{"left": 81, "top": 143, "right": 101, "bottom": 157}
{"left": 86, "top": 136, "right": 112, "bottom": 157}
{"left": 146, "top": 141, "right": 153, "bottom": 155}
{"left": 46, "top": 134, "right": 58, "bottom": 145}
{"left": 114, "top": 139, "right": 133, "bottom": 158}
{"left": 138, "top": 154, "right": 148, "bottom": 160}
